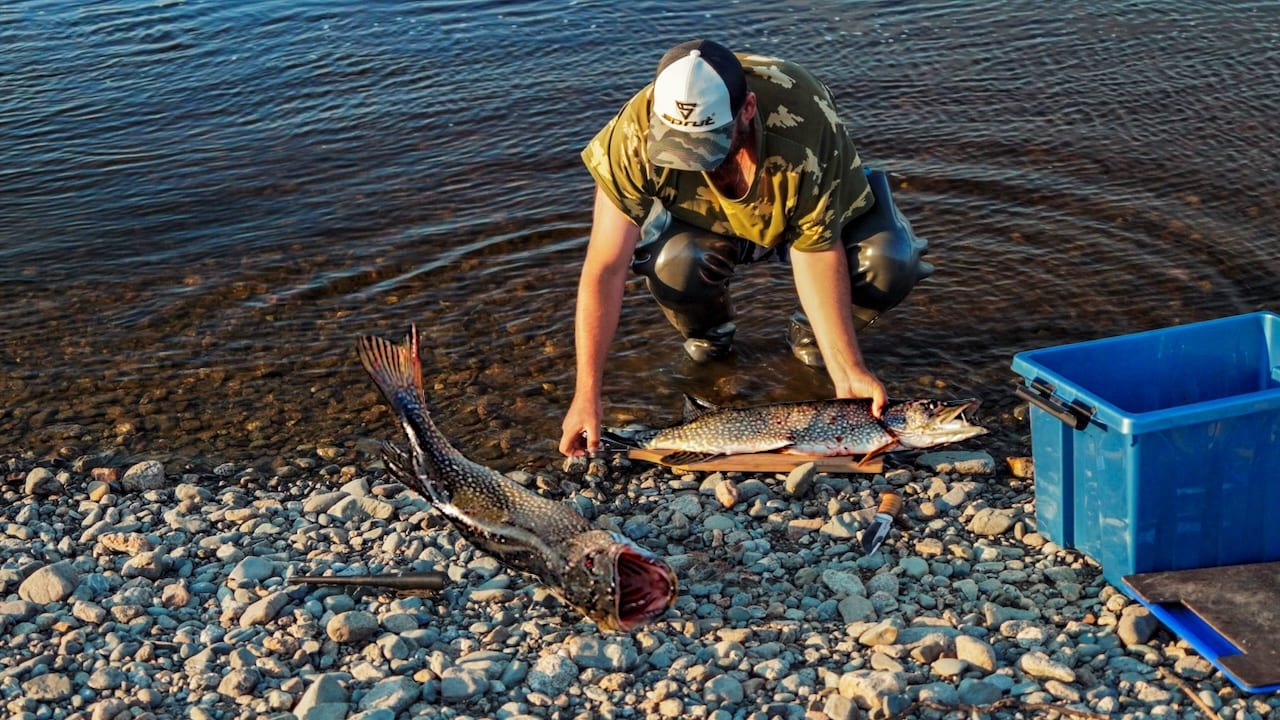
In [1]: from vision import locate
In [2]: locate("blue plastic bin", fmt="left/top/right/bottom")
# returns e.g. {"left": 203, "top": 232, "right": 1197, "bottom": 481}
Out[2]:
{"left": 1010, "top": 311, "right": 1280, "bottom": 589}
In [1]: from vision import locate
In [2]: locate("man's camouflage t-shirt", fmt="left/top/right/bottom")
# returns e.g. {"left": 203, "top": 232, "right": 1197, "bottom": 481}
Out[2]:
{"left": 582, "top": 53, "right": 873, "bottom": 253}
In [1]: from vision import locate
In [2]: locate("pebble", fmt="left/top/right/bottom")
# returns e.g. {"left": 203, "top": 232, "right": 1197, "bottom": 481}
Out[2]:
{"left": 1018, "top": 650, "right": 1076, "bottom": 682}
{"left": 968, "top": 507, "right": 1017, "bottom": 536}
{"left": 327, "top": 610, "right": 380, "bottom": 643}
{"left": 121, "top": 460, "right": 167, "bottom": 492}
{"left": 18, "top": 561, "right": 78, "bottom": 604}
{"left": 0, "top": 447, "right": 1246, "bottom": 720}
{"left": 1118, "top": 605, "right": 1160, "bottom": 646}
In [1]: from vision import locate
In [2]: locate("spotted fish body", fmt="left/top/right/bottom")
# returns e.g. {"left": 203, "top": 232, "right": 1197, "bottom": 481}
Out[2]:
{"left": 628, "top": 396, "right": 986, "bottom": 462}
{"left": 357, "top": 327, "right": 677, "bottom": 632}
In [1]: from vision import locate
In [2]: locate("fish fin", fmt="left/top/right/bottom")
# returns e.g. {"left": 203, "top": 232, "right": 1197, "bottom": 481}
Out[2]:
{"left": 658, "top": 451, "right": 722, "bottom": 466}
{"left": 859, "top": 439, "right": 900, "bottom": 465}
{"left": 357, "top": 327, "right": 456, "bottom": 507}
{"left": 681, "top": 394, "right": 720, "bottom": 422}
{"left": 356, "top": 325, "right": 425, "bottom": 409}
{"left": 380, "top": 440, "right": 447, "bottom": 503}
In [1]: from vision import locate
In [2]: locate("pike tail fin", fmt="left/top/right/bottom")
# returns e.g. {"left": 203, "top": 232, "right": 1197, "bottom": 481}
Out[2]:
{"left": 355, "top": 326, "right": 456, "bottom": 507}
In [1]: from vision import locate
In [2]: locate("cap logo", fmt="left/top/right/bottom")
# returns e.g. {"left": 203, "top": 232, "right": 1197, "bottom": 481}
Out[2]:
{"left": 675, "top": 101, "right": 698, "bottom": 120}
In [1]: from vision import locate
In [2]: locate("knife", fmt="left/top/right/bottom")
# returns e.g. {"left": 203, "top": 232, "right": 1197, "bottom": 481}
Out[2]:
{"left": 288, "top": 570, "right": 447, "bottom": 597}
{"left": 860, "top": 491, "right": 903, "bottom": 554}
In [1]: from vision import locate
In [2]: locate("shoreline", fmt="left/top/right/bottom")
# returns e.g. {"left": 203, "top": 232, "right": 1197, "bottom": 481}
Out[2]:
{"left": 2, "top": 442, "right": 1274, "bottom": 720}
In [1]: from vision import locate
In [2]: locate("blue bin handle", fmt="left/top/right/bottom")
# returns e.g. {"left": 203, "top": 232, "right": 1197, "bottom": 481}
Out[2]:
{"left": 1015, "top": 378, "right": 1096, "bottom": 431}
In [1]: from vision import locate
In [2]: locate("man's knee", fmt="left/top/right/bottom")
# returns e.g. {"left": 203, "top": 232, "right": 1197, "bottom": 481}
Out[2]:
{"left": 632, "top": 219, "right": 743, "bottom": 304}
{"left": 843, "top": 169, "right": 934, "bottom": 318}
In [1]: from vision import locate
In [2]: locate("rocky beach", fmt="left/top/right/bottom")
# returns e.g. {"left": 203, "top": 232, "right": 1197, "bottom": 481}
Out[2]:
{"left": 2, "top": 431, "right": 1275, "bottom": 720}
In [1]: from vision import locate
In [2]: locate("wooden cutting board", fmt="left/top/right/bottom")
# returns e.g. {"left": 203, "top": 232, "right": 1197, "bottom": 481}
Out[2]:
{"left": 1124, "top": 561, "right": 1280, "bottom": 690}
{"left": 627, "top": 448, "right": 883, "bottom": 473}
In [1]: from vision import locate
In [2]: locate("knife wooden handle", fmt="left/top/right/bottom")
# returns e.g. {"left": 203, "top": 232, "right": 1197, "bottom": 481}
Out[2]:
{"left": 876, "top": 492, "right": 902, "bottom": 517}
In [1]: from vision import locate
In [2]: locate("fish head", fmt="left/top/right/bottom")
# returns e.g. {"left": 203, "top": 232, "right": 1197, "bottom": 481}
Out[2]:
{"left": 884, "top": 399, "right": 988, "bottom": 449}
{"left": 559, "top": 530, "right": 678, "bottom": 632}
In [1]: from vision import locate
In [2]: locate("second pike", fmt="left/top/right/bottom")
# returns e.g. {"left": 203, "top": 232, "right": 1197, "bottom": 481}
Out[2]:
{"left": 356, "top": 326, "right": 677, "bottom": 632}
{"left": 607, "top": 396, "right": 987, "bottom": 465}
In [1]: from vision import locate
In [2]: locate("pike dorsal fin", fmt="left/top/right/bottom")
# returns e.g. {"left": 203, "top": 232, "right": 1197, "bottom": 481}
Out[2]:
{"left": 681, "top": 394, "right": 721, "bottom": 422}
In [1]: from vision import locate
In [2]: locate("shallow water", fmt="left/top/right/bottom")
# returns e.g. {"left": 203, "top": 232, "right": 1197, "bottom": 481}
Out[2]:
{"left": 3, "top": 0, "right": 1278, "bottom": 471}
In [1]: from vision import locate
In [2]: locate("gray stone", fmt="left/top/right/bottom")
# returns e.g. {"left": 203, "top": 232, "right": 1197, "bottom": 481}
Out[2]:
{"left": 703, "top": 674, "right": 744, "bottom": 705}
{"left": 566, "top": 635, "right": 637, "bottom": 671}
{"left": 823, "top": 694, "right": 859, "bottom": 720}
{"left": 122, "top": 460, "right": 166, "bottom": 492}
{"left": 1117, "top": 606, "right": 1159, "bottom": 646}
{"left": 968, "top": 507, "right": 1016, "bottom": 536}
{"left": 838, "top": 670, "right": 906, "bottom": 710}
{"left": 21, "top": 673, "right": 73, "bottom": 701}
{"left": 955, "top": 634, "right": 998, "bottom": 673}
{"left": 227, "top": 556, "right": 275, "bottom": 585}
{"left": 916, "top": 451, "right": 995, "bottom": 474}
{"left": 19, "top": 561, "right": 78, "bottom": 604}
{"left": 932, "top": 658, "right": 967, "bottom": 678}
{"left": 857, "top": 619, "right": 900, "bottom": 646}
{"left": 24, "top": 467, "right": 60, "bottom": 496}
{"left": 821, "top": 568, "right": 865, "bottom": 596}
{"left": 295, "top": 673, "right": 348, "bottom": 718}
{"left": 957, "top": 678, "right": 1004, "bottom": 705}
{"left": 1018, "top": 651, "right": 1075, "bottom": 682}
{"left": 359, "top": 676, "right": 422, "bottom": 712}
{"left": 526, "top": 654, "right": 578, "bottom": 696}
{"left": 240, "top": 591, "right": 291, "bottom": 627}
{"left": 303, "top": 491, "right": 349, "bottom": 514}
{"left": 838, "top": 595, "right": 876, "bottom": 623}
{"left": 121, "top": 551, "right": 169, "bottom": 580}
{"left": 327, "top": 611, "right": 380, "bottom": 644}
{"left": 217, "top": 668, "right": 260, "bottom": 697}
{"left": 822, "top": 511, "right": 864, "bottom": 538}
{"left": 783, "top": 462, "right": 816, "bottom": 496}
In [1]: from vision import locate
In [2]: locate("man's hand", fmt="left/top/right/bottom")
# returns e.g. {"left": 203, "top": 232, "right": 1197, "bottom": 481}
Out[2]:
{"left": 829, "top": 363, "right": 888, "bottom": 418}
{"left": 559, "top": 394, "right": 603, "bottom": 457}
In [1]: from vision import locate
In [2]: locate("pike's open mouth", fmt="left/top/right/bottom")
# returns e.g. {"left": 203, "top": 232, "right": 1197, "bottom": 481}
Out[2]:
{"left": 614, "top": 548, "right": 678, "bottom": 631}
{"left": 938, "top": 400, "right": 982, "bottom": 428}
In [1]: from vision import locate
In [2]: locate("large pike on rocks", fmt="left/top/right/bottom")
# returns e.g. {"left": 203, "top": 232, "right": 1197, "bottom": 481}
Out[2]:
{"left": 606, "top": 395, "right": 987, "bottom": 465}
{"left": 357, "top": 327, "right": 677, "bottom": 632}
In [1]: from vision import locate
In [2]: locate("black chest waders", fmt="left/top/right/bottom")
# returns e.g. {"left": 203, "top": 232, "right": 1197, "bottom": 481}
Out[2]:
{"left": 631, "top": 169, "right": 933, "bottom": 365}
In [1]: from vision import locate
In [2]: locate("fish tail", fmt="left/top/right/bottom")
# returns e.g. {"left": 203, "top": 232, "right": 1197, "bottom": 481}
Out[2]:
{"left": 356, "top": 324, "right": 425, "bottom": 409}
{"left": 355, "top": 326, "right": 459, "bottom": 504}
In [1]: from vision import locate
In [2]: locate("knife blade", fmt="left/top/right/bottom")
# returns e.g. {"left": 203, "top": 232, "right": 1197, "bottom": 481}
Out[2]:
{"left": 860, "top": 491, "right": 903, "bottom": 554}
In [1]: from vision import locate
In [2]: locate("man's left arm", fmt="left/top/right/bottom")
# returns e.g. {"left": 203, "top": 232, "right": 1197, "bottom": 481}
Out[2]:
{"left": 790, "top": 246, "right": 887, "bottom": 416}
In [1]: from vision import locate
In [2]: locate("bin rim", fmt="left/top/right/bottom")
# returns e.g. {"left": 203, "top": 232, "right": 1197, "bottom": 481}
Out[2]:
{"left": 1011, "top": 310, "right": 1280, "bottom": 435}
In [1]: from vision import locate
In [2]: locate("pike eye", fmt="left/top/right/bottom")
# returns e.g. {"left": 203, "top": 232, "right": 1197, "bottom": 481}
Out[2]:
{"left": 584, "top": 556, "right": 594, "bottom": 570}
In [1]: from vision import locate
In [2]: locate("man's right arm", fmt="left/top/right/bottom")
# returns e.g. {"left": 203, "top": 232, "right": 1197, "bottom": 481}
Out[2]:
{"left": 559, "top": 186, "right": 642, "bottom": 456}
